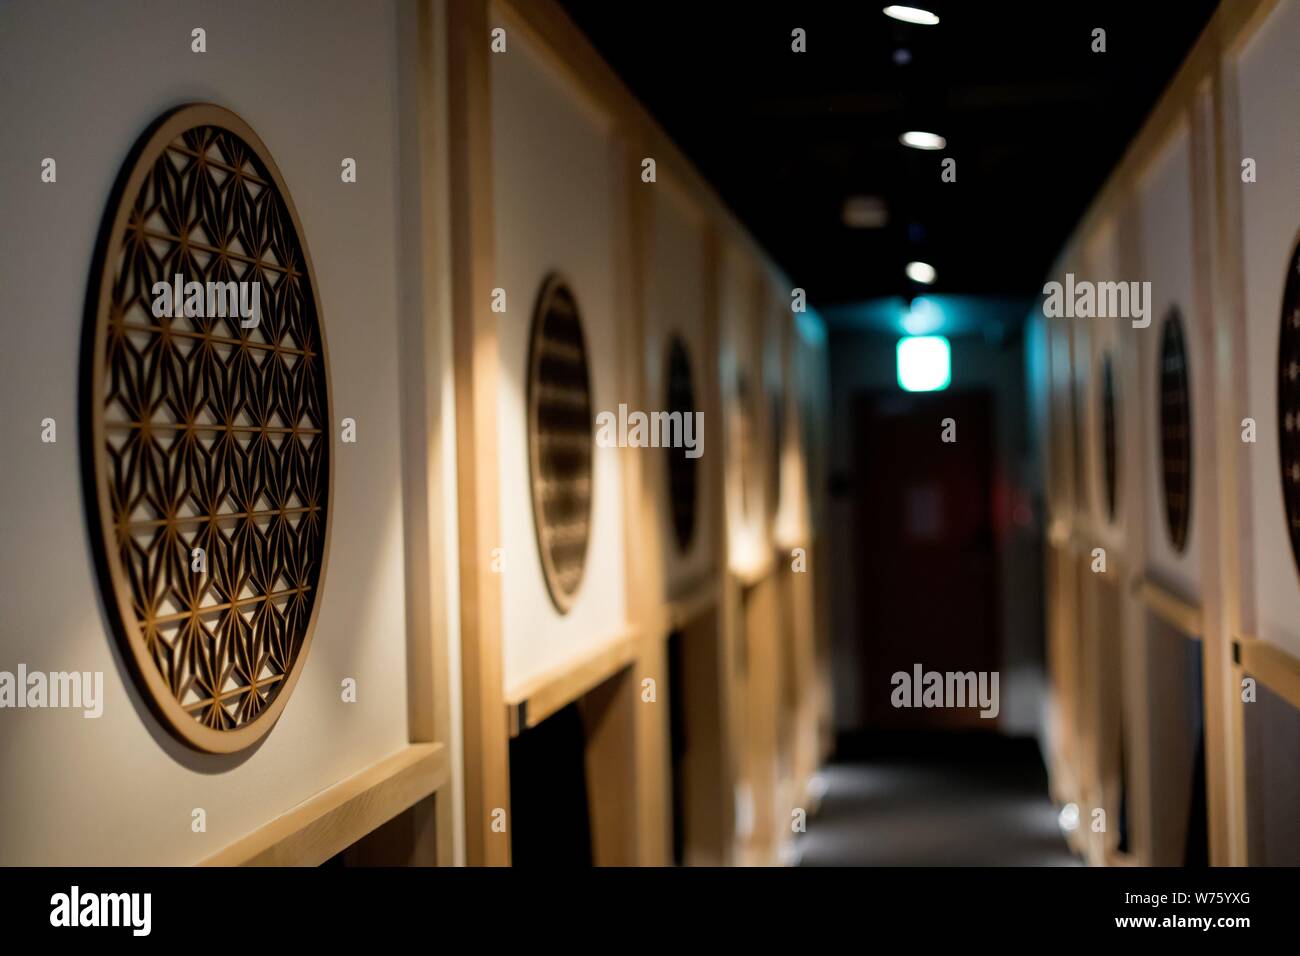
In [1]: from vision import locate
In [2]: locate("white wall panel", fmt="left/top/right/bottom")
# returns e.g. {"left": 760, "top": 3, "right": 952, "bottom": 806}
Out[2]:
{"left": 645, "top": 179, "right": 715, "bottom": 596}
{"left": 1137, "top": 126, "right": 1203, "bottom": 600}
{"left": 0, "top": 0, "right": 414, "bottom": 864}
{"left": 1081, "top": 217, "right": 1128, "bottom": 549}
{"left": 1236, "top": 0, "right": 1300, "bottom": 660}
{"left": 719, "top": 241, "right": 766, "bottom": 571}
{"left": 491, "top": 30, "right": 628, "bottom": 692}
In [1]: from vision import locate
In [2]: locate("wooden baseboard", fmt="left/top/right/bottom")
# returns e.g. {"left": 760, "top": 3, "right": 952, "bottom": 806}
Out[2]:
{"left": 200, "top": 742, "right": 449, "bottom": 866}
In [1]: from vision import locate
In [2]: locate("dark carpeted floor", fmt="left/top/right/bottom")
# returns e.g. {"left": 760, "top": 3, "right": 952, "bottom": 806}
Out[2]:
{"left": 797, "top": 731, "right": 1081, "bottom": 866}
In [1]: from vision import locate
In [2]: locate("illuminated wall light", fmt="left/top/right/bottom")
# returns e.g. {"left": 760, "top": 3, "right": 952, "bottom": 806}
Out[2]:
{"left": 883, "top": 5, "right": 940, "bottom": 26}
{"left": 899, "top": 130, "right": 946, "bottom": 151}
{"left": 906, "top": 260, "right": 937, "bottom": 284}
{"left": 896, "top": 335, "right": 951, "bottom": 392}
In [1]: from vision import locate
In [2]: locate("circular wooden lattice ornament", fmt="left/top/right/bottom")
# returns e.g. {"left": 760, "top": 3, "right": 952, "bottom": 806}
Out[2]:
{"left": 665, "top": 335, "right": 699, "bottom": 552}
{"left": 1276, "top": 238, "right": 1300, "bottom": 573}
{"left": 527, "top": 274, "right": 593, "bottom": 614}
{"left": 84, "top": 104, "right": 332, "bottom": 753}
{"left": 1158, "top": 308, "right": 1192, "bottom": 553}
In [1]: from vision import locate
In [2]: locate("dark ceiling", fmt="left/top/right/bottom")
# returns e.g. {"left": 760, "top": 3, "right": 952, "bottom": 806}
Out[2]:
{"left": 559, "top": 1, "right": 1220, "bottom": 312}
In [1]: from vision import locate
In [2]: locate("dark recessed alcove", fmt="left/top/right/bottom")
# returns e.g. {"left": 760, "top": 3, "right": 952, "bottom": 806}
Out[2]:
{"left": 509, "top": 702, "right": 594, "bottom": 867}
{"left": 1244, "top": 682, "right": 1300, "bottom": 865}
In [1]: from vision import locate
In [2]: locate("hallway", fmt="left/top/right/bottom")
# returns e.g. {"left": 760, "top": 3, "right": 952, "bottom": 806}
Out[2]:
{"left": 799, "top": 734, "right": 1079, "bottom": 866}
{"left": 2, "top": 0, "right": 1298, "bottom": 893}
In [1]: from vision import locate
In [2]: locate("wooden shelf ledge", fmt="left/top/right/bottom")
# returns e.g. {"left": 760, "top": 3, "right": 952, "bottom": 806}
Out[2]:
{"left": 657, "top": 576, "right": 722, "bottom": 634}
{"left": 504, "top": 630, "right": 639, "bottom": 736}
{"left": 1237, "top": 635, "right": 1300, "bottom": 710}
{"left": 1137, "top": 578, "right": 1202, "bottom": 639}
{"left": 200, "top": 741, "right": 448, "bottom": 866}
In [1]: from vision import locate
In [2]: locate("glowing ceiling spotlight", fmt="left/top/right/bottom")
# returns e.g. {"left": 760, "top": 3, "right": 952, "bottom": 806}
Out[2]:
{"left": 906, "top": 260, "right": 937, "bottom": 285}
{"left": 899, "top": 130, "right": 947, "bottom": 151}
{"left": 883, "top": 5, "right": 940, "bottom": 26}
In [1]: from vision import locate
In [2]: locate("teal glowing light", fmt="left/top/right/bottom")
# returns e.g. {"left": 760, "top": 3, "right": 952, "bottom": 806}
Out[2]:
{"left": 897, "top": 335, "right": 951, "bottom": 392}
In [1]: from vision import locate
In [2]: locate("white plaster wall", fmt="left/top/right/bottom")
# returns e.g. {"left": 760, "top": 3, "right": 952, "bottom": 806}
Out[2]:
{"left": 719, "top": 241, "right": 768, "bottom": 571}
{"left": 0, "top": 0, "right": 415, "bottom": 864}
{"left": 1081, "top": 217, "right": 1128, "bottom": 550}
{"left": 645, "top": 179, "right": 715, "bottom": 596}
{"left": 1237, "top": 0, "right": 1300, "bottom": 661}
{"left": 763, "top": 289, "right": 787, "bottom": 526}
{"left": 491, "top": 29, "right": 628, "bottom": 693}
{"left": 1137, "top": 125, "right": 1204, "bottom": 600}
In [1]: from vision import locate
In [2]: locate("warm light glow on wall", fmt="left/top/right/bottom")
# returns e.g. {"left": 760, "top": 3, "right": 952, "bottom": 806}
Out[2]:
{"left": 897, "top": 335, "right": 951, "bottom": 392}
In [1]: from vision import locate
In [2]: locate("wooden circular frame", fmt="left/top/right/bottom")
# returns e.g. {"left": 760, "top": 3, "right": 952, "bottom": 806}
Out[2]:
{"left": 82, "top": 103, "right": 333, "bottom": 754}
{"left": 525, "top": 273, "right": 594, "bottom": 615}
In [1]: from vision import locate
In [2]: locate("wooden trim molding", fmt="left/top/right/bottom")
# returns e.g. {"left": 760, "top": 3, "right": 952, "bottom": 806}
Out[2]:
{"left": 505, "top": 631, "right": 639, "bottom": 736}
{"left": 1137, "top": 578, "right": 1203, "bottom": 638}
{"left": 658, "top": 577, "right": 723, "bottom": 634}
{"left": 201, "top": 743, "right": 448, "bottom": 866}
{"left": 1237, "top": 636, "right": 1300, "bottom": 711}
{"left": 448, "top": 0, "right": 511, "bottom": 866}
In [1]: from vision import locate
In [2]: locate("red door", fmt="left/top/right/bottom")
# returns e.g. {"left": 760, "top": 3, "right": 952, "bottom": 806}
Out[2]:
{"left": 854, "top": 389, "right": 1000, "bottom": 730}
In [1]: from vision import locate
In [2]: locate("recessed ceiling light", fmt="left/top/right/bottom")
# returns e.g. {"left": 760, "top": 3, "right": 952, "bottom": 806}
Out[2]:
{"left": 883, "top": 5, "right": 940, "bottom": 26}
{"left": 906, "top": 261, "right": 937, "bottom": 284}
{"left": 900, "top": 130, "right": 946, "bottom": 151}
{"left": 842, "top": 195, "right": 888, "bottom": 229}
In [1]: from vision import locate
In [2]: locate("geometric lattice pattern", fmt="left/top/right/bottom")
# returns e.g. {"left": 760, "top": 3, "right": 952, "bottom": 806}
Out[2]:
{"left": 87, "top": 106, "right": 330, "bottom": 751}
{"left": 1277, "top": 241, "right": 1300, "bottom": 574}
{"left": 1158, "top": 308, "right": 1192, "bottom": 553}
{"left": 1100, "top": 352, "right": 1118, "bottom": 522}
{"left": 665, "top": 335, "right": 699, "bottom": 552}
{"left": 526, "top": 274, "right": 593, "bottom": 614}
